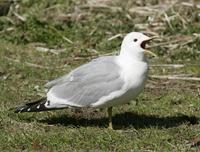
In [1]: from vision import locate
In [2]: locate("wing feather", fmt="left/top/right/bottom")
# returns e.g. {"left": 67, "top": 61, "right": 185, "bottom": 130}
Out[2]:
{"left": 47, "top": 56, "right": 124, "bottom": 107}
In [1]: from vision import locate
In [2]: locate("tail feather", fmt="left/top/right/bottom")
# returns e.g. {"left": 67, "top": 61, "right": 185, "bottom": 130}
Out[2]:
{"left": 14, "top": 98, "right": 53, "bottom": 113}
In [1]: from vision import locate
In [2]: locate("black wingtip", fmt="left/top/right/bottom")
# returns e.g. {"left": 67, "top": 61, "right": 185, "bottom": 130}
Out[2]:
{"left": 14, "top": 98, "right": 48, "bottom": 113}
{"left": 14, "top": 104, "right": 32, "bottom": 113}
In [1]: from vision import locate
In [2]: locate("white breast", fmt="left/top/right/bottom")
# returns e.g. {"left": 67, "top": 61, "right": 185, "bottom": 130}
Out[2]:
{"left": 118, "top": 57, "right": 148, "bottom": 107}
{"left": 117, "top": 55, "right": 148, "bottom": 90}
{"left": 91, "top": 56, "right": 148, "bottom": 108}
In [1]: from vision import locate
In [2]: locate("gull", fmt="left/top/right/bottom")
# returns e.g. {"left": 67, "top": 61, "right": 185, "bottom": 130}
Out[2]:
{"left": 14, "top": 32, "right": 157, "bottom": 129}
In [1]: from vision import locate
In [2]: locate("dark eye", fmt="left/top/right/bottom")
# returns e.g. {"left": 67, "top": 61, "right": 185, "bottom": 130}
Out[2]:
{"left": 133, "top": 39, "right": 138, "bottom": 42}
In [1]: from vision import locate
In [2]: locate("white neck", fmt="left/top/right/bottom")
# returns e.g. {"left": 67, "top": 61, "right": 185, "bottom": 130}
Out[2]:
{"left": 118, "top": 47, "right": 146, "bottom": 63}
{"left": 115, "top": 45, "right": 149, "bottom": 91}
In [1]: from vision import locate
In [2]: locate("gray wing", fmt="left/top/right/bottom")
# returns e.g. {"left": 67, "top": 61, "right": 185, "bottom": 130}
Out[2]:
{"left": 45, "top": 71, "right": 70, "bottom": 89}
{"left": 47, "top": 56, "right": 124, "bottom": 107}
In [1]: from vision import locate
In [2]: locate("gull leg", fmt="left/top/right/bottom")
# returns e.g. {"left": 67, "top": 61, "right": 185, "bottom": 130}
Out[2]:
{"left": 107, "top": 107, "right": 113, "bottom": 129}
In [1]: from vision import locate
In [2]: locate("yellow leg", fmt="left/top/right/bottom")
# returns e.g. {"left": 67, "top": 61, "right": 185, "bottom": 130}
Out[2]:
{"left": 107, "top": 107, "right": 113, "bottom": 129}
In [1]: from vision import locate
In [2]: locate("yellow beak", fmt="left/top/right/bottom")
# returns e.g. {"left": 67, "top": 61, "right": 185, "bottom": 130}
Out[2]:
{"left": 143, "top": 36, "right": 158, "bottom": 57}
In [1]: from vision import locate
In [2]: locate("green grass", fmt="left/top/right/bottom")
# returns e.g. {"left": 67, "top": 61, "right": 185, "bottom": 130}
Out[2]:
{"left": 0, "top": 0, "right": 200, "bottom": 151}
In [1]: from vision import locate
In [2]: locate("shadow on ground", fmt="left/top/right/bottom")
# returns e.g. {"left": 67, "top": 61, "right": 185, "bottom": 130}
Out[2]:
{"left": 38, "top": 112, "right": 199, "bottom": 129}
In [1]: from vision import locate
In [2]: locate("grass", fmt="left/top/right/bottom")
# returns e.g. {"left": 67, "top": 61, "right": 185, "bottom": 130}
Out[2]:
{"left": 0, "top": 0, "right": 200, "bottom": 151}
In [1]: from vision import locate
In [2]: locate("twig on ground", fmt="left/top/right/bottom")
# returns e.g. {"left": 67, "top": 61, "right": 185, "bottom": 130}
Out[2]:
{"left": 140, "top": 31, "right": 160, "bottom": 37}
{"left": 43, "top": 4, "right": 62, "bottom": 12}
{"left": 49, "top": 26, "right": 73, "bottom": 44}
{"left": 24, "top": 62, "right": 50, "bottom": 69}
{"left": 150, "top": 64, "right": 200, "bottom": 68}
{"left": 164, "top": 13, "right": 173, "bottom": 30}
{"left": 35, "top": 47, "right": 66, "bottom": 55}
{"left": 62, "top": 36, "right": 73, "bottom": 44}
{"left": 100, "top": 52, "right": 118, "bottom": 56}
{"left": 150, "top": 75, "right": 200, "bottom": 81}
{"left": 181, "top": 2, "right": 200, "bottom": 9}
{"left": 150, "top": 35, "right": 193, "bottom": 48}
{"left": 80, "top": 5, "right": 122, "bottom": 13}
{"left": 0, "top": 27, "right": 14, "bottom": 33}
{"left": 4, "top": 56, "right": 51, "bottom": 69}
{"left": 4, "top": 56, "right": 20, "bottom": 63}
{"left": 13, "top": 12, "right": 26, "bottom": 22}
{"left": 107, "top": 34, "right": 123, "bottom": 41}
{"left": 150, "top": 64, "right": 185, "bottom": 68}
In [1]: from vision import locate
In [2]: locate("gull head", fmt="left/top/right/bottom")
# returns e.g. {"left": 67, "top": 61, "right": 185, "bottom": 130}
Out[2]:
{"left": 120, "top": 32, "right": 157, "bottom": 61}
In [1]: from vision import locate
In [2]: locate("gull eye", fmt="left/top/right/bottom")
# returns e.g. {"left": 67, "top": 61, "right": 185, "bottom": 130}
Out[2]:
{"left": 133, "top": 39, "right": 138, "bottom": 42}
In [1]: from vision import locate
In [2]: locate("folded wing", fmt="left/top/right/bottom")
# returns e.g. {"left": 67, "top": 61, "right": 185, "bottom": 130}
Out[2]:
{"left": 46, "top": 56, "right": 124, "bottom": 108}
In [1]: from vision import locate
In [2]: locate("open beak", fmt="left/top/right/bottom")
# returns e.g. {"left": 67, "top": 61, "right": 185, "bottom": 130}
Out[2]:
{"left": 141, "top": 36, "right": 158, "bottom": 57}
